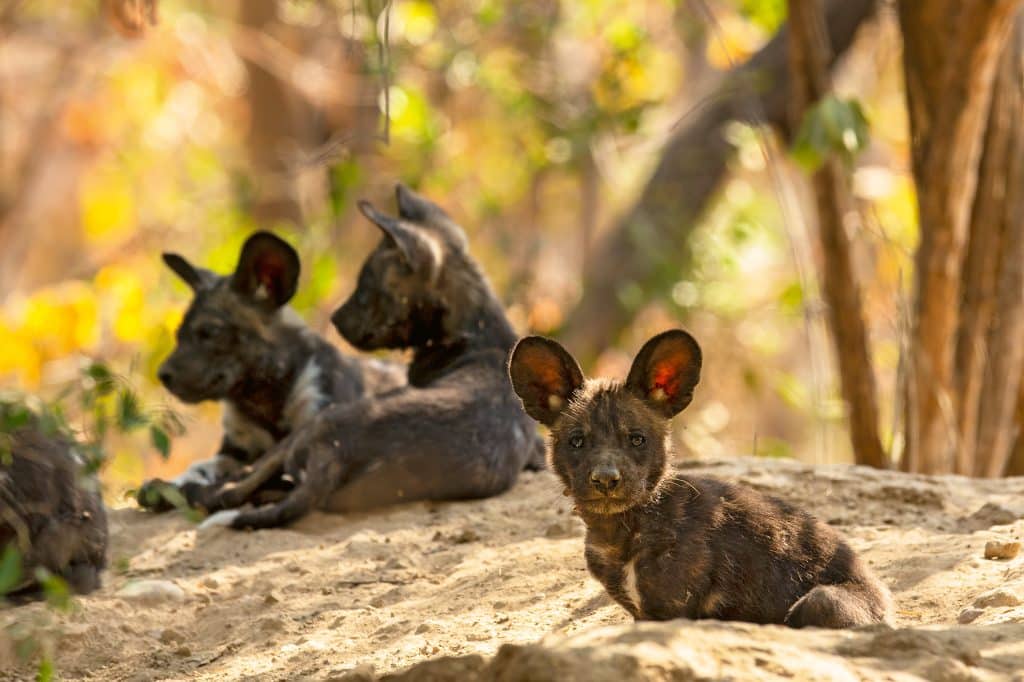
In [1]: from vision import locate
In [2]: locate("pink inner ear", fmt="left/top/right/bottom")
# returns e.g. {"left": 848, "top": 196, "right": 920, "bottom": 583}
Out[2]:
{"left": 651, "top": 361, "right": 682, "bottom": 399}
{"left": 258, "top": 260, "right": 284, "bottom": 293}
{"left": 534, "top": 364, "right": 566, "bottom": 395}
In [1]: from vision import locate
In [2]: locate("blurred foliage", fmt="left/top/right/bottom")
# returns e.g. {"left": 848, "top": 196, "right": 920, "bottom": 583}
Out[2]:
{"left": 791, "top": 95, "right": 871, "bottom": 171}
{"left": 0, "top": 0, "right": 920, "bottom": 480}
{"left": 0, "top": 360, "right": 183, "bottom": 474}
{"left": 1, "top": 542, "right": 71, "bottom": 680}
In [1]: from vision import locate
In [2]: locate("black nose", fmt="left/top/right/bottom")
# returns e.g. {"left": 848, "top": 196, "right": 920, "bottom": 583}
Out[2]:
{"left": 589, "top": 466, "right": 621, "bottom": 494}
{"left": 330, "top": 307, "right": 347, "bottom": 332}
{"left": 157, "top": 368, "right": 175, "bottom": 390}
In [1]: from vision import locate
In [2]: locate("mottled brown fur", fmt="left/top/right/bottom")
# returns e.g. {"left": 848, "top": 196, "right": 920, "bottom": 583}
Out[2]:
{"left": 1, "top": 425, "right": 107, "bottom": 600}
{"left": 509, "top": 330, "right": 893, "bottom": 628}
{"left": 190, "top": 185, "right": 545, "bottom": 529}
{"left": 137, "top": 232, "right": 404, "bottom": 511}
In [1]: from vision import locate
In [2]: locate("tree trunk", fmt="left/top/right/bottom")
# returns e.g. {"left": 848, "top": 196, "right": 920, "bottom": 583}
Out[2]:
{"left": 898, "top": 0, "right": 1020, "bottom": 474}
{"left": 954, "top": 101, "right": 1012, "bottom": 475}
{"left": 973, "top": 17, "right": 1024, "bottom": 477}
{"left": 787, "top": 0, "right": 887, "bottom": 469}
{"left": 560, "top": 0, "right": 877, "bottom": 363}
{"left": 1006, "top": 380, "right": 1024, "bottom": 476}
{"left": 239, "top": 0, "right": 304, "bottom": 226}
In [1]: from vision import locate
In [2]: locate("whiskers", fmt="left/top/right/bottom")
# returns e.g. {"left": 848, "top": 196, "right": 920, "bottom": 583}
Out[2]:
{"left": 654, "top": 475, "right": 702, "bottom": 499}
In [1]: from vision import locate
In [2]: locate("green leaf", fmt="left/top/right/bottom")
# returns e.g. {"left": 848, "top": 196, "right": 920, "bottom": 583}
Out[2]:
{"left": 35, "top": 568, "right": 72, "bottom": 612}
{"left": 116, "top": 390, "right": 147, "bottom": 431}
{"left": 791, "top": 95, "right": 870, "bottom": 171}
{"left": 37, "top": 657, "right": 54, "bottom": 682}
{"left": 0, "top": 433, "right": 12, "bottom": 466}
{"left": 149, "top": 425, "right": 171, "bottom": 459}
{"left": 0, "top": 543, "right": 23, "bottom": 595}
{"left": 0, "top": 403, "right": 31, "bottom": 433}
{"left": 85, "top": 361, "right": 116, "bottom": 397}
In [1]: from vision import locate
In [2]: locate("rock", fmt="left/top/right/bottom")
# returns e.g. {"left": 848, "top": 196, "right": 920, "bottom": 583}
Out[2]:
{"left": 382, "top": 620, "right": 1024, "bottom": 682}
{"left": 973, "top": 587, "right": 1023, "bottom": 609}
{"left": 958, "top": 608, "right": 983, "bottom": 624}
{"left": 984, "top": 540, "right": 1021, "bottom": 560}
{"left": 116, "top": 580, "right": 186, "bottom": 605}
{"left": 201, "top": 577, "right": 219, "bottom": 589}
{"left": 921, "top": 658, "right": 985, "bottom": 682}
{"left": 382, "top": 655, "right": 485, "bottom": 682}
{"left": 961, "top": 503, "right": 1019, "bottom": 531}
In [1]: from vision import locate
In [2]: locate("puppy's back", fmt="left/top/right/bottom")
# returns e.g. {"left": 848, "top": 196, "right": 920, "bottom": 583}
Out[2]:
{"left": 656, "top": 473, "right": 891, "bottom": 625}
{"left": 1, "top": 426, "right": 108, "bottom": 598}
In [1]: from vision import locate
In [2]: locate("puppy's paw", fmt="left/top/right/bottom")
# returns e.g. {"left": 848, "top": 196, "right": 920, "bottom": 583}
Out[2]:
{"left": 136, "top": 479, "right": 175, "bottom": 512}
{"left": 198, "top": 509, "right": 240, "bottom": 531}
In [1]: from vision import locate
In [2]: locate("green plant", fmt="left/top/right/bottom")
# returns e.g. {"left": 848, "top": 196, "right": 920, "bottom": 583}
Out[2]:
{"left": 0, "top": 358, "right": 185, "bottom": 679}
{"left": 0, "top": 358, "right": 183, "bottom": 473}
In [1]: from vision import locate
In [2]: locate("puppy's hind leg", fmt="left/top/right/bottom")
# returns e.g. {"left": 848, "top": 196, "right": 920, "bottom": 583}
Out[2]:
{"left": 785, "top": 581, "right": 892, "bottom": 629}
{"left": 217, "top": 446, "right": 341, "bottom": 529}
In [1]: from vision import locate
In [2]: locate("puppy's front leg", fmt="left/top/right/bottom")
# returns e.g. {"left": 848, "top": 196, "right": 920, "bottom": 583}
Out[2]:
{"left": 192, "top": 438, "right": 295, "bottom": 512}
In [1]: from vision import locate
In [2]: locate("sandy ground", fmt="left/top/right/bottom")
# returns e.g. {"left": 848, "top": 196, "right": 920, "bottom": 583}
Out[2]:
{"left": 3, "top": 456, "right": 1024, "bottom": 680}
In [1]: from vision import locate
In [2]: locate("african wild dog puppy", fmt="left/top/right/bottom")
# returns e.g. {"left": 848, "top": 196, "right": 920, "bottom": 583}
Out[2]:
{"left": 137, "top": 231, "right": 405, "bottom": 511}
{"left": 509, "top": 330, "right": 893, "bottom": 628}
{"left": 1, "top": 421, "right": 108, "bottom": 600}
{"left": 196, "top": 184, "right": 546, "bottom": 529}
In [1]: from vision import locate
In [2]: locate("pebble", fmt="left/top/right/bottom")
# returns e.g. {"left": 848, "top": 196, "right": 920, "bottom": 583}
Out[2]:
{"left": 984, "top": 540, "right": 1021, "bottom": 560}
{"left": 544, "top": 520, "right": 580, "bottom": 539}
{"left": 958, "top": 607, "right": 983, "bottom": 624}
{"left": 116, "top": 580, "right": 186, "bottom": 605}
{"left": 452, "top": 529, "right": 481, "bottom": 544}
{"left": 159, "top": 628, "right": 185, "bottom": 645}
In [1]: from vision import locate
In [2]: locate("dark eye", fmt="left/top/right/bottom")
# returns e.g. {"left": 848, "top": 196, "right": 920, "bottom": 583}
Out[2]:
{"left": 195, "top": 325, "right": 221, "bottom": 343}
{"left": 630, "top": 433, "right": 646, "bottom": 447}
{"left": 569, "top": 433, "right": 585, "bottom": 449}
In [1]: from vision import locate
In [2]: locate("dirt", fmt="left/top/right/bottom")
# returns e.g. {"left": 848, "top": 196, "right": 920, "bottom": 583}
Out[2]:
{"left": 3, "top": 456, "right": 1024, "bottom": 681}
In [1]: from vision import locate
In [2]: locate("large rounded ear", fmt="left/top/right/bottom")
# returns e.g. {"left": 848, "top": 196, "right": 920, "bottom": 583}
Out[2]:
{"left": 625, "top": 330, "right": 702, "bottom": 418}
{"left": 162, "top": 253, "right": 215, "bottom": 291}
{"left": 509, "top": 336, "right": 585, "bottom": 427}
{"left": 358, "top": 199, "right": 443, "bottom": 277}
{"left": 230, "top": 232, "right": 300, "bottom": 309}
{"left": 395, "top": 183, "right": 450, "bottom": 222}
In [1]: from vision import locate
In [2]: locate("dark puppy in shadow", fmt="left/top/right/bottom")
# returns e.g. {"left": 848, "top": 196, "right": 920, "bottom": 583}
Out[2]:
{"left": 137, "top": 231, "right": 405, "bottom": 511}
{"left": 1, "top": 422, "right": 107, "bottom": 601}
{"left": 509, "top": 330, "right": 893, "bottom": 628}
{"left": 197, "top": 184, "right": 545, "bottom": 529}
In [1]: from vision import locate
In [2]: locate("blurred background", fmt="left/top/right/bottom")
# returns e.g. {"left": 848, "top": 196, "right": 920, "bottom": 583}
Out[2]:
{"left": 3, "top": 0, "right": 1017, "bottom": 499}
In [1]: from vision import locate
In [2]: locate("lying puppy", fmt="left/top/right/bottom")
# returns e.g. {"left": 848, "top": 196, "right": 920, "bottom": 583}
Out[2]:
{"left": 137, "top": 231, "right": 405, "bottom": 511}
{"left": 509, "top": 330, "right": 893, "bottom": 628}
{"left": 1, "top": 422, "right": 107, "bottom": 600}
{"left": 197, "top": 184, "right": 545, "bottom": 529}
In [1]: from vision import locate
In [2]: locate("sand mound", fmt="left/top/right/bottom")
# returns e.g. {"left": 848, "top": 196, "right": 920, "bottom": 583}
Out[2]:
{"left": 3, "top": 457, "right": 1024, "bottom": 680}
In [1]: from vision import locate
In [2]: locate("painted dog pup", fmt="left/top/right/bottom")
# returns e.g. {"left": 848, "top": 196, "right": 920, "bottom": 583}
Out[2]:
{"left": 137, "top": 231, "right": 405, "bottom": 511}
{"left": 508, "top": 330, "right": 893, "bottom": 628}
{"left": 196, "top": 184, "right": 546, "bottom": 529}
{"left": 1, "top": 419, "right": 108, "bottom": 600}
